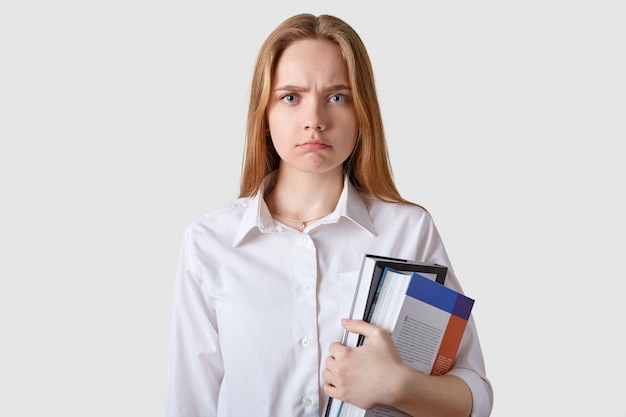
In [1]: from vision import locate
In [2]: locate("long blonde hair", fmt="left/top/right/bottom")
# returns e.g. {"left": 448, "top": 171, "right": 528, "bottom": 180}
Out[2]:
{"left": 239, "top": 13, "right": 411, "bottom": 204}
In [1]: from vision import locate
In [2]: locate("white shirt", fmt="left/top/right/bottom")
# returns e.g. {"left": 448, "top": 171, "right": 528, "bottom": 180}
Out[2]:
{"left": 166, "top": 174, "right": 493, "bottom": 417}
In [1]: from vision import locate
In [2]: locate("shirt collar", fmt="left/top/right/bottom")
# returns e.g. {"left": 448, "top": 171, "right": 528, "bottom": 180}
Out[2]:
{"left": 233, "top": 173, "right": 376, "bottom": 247}
{"left": 339, "top": 175, "right": 376, "bottom": 235}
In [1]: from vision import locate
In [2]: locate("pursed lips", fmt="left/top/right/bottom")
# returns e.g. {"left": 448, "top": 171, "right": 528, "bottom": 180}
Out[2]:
{"left": 298, "top": 140, "right": 330, "bottom": 150}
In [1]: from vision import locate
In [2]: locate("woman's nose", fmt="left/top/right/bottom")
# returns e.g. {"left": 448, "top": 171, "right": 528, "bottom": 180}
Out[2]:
{"left": 303, "top": 100, "right": 327, "bottom": 131}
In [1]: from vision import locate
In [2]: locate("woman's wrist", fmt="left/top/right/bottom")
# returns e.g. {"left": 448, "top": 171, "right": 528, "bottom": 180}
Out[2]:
{"left": 386, "top": 363, "right": 424, "bottom": 411}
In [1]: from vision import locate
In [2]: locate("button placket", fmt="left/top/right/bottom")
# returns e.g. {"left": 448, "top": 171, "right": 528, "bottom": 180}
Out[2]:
{"left": 290, "top": 231, "right": 318, "bottom": 413}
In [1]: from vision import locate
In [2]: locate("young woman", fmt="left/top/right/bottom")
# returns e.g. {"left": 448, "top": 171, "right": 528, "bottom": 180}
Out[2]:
{"left": 166, "top": 13, "right": 493, "bottom": 417}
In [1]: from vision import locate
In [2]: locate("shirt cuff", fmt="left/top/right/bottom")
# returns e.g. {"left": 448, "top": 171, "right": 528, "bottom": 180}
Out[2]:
{"left": 447, "top": 367, "right": 494, "bottom": 417}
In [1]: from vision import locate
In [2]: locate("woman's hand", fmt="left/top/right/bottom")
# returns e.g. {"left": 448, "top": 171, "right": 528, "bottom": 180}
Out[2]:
{"left": 322, "top": 319, "right": 410, "bottom": 410}
{"left": 322, "top": 318, "right": 473, "bottom": 417}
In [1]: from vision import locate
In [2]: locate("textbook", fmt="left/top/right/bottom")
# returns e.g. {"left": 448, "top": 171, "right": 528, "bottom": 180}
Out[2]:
{"left": 325, "top": 255, "right": 474, "bottom": 417}
{"left": 341, "top": 254, "right": 448, "bottom": 350}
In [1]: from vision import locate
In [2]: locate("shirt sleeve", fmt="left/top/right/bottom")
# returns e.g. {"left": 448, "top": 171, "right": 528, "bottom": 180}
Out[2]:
{"left": 165, "top": 226, "right": 224, "bottom": 417}
{"left": 447, "top": 316, "right": 494, "bottom": 417}
{"left": 418, "top": 214, "right": 494, "bottom": 417}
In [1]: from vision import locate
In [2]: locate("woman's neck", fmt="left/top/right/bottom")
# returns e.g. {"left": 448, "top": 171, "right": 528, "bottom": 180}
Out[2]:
{"left": 264, "top": 167, "right": 344, "bottom": 226}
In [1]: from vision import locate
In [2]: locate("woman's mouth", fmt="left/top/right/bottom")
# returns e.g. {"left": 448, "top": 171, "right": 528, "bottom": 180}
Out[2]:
{"left": 298, "top": 140, "right": 330, "bottom": 150}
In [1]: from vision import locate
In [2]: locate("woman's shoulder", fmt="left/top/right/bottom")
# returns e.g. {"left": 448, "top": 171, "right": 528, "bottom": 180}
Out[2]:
{"left": 186, "top": 195, "right": 253, "bottom": 234}
{"left": 359, "top": 194, "right": 443, "bottom": 250}
{"left": 361, "top": 192, "right": 432, "bottom": 220}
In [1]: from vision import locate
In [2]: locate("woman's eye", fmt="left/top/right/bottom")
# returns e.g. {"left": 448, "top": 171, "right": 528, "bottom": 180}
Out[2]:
{"left": 329, "top": 94, "right": 348, "bottom": 104}
{"left": 281, "top": 94, "right": 297, "bottom": 104}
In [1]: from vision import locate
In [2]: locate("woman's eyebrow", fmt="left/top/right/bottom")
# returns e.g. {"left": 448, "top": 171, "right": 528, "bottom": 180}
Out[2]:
{"left": 273, "top": 84, "right": 306, "bottom": 92}
{"left": 324, "top": 84, "right": 352, "bottom": 92}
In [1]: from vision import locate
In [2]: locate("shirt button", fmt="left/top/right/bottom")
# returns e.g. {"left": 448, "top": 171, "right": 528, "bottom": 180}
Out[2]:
{"left": 302, "top": 397, "right": 313, "bottom": 407}
{"left": 301, "top": 285, "right": 310, "bottom": 294}
{"left": 301, "top": 338, "right": 311, "bottom": 347}
{"left": 299, "top": 236, "right": 308, "bottom": 245}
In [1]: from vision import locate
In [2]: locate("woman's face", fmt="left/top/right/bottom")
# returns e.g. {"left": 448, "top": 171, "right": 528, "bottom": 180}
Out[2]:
{"left": 267, "top": 38, "right": 358, "bottom": 177}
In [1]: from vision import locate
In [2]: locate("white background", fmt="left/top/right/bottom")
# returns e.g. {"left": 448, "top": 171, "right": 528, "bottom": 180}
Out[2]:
{"left": 1, "top": 1, "right": 625, "bottom": 416}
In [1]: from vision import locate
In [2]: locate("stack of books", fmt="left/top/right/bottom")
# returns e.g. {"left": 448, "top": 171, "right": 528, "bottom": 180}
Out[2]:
{"left": 325, "top": 254, "right": 474, "bottom": 417}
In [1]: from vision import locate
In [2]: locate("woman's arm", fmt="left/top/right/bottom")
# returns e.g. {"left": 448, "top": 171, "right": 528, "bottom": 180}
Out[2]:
{"left": 166, "top": 227, "right": 223, "bottom": 417}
